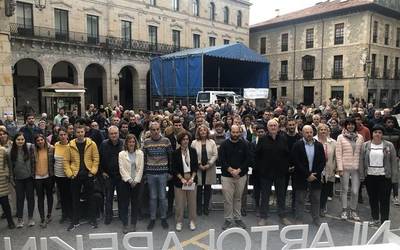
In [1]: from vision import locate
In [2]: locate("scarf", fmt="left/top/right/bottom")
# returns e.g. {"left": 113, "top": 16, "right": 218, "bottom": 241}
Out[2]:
{"left": 343, "top": 130, "right": 358, "bottom": 153}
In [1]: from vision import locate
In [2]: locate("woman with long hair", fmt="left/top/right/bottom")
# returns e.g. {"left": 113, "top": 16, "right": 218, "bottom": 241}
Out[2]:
{"left": 119, "top": 134, "right": 144, "bottom": 234}
{"left": 10, "top": 132, "right": 35, "bottom": 228}
{"left": 191, "top": 125, "right": 218, "bottom": 216}
{"left": 33, "top": 134, "right": 55, "bottom": 228}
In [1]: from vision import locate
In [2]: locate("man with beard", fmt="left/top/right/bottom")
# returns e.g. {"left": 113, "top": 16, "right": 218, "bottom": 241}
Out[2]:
{"left": 219, "top": 125, "right": 249, "bottom": 230}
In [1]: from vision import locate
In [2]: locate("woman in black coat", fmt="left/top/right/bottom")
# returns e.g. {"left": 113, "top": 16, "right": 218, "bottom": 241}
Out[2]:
{"left": 171, "top": 131, "right": 199, "bottom": 232}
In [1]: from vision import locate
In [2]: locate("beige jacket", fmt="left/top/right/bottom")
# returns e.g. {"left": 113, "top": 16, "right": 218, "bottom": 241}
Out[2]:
{"left": 314, "top": 136, "right": 337, "bottom": 182}
{"left": 119, "top": 149, "right": 144, "bottom": 184}
{"left": 191, "top": 139, "right": 218, "bottom": 185}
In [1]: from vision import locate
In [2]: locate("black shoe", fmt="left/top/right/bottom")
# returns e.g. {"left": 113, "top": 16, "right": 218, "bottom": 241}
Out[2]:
{"left": 91, "top": 221, "right": 98, "bottom": 229}
{"left": 147, "top": 220, "right": 155, "bottom": 230}
{"left": 122, "top": 225, "right": 129, "bottom": 234}
{"left": 161, "top": 219, "right": 169, "bottom": 229}
{"left": 241, "top": 208, "right": 247, "bottom": 217}
{"left": 8, "top": 222, "right": 16, "bottom": 229}
{"left": 203, "top": 206, "right": 209, "bottom": 216}
{"left": 104, "top": 217, "right": 112, "bottom": 225}
{"left": 67, "top": 223, "right": 80, "bottom": 231}
{"left": 222, "top": 220, "right": 233, "bottom": 230}
{"left": 235, "top": 220, "right": 247, "bottom": 229}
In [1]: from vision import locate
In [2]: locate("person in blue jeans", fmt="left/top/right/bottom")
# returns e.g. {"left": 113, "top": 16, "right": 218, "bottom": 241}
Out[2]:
{"left": 142, "top": 121, "right": 172, "bottom": 230}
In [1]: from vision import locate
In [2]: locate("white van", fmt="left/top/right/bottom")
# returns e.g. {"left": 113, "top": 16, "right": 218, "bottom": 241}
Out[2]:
{"left": 196, "top": 91, "right": 243, "bottom": 108}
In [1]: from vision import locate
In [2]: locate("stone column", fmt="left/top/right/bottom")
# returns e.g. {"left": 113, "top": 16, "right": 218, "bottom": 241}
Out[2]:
{"left": 0, "top": 0, "right": 14, "bottom": 115}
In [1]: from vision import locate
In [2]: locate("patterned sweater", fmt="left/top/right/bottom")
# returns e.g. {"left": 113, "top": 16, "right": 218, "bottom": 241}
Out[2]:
{"left": 143, "top": 136, "right": 172, "bottom": 175}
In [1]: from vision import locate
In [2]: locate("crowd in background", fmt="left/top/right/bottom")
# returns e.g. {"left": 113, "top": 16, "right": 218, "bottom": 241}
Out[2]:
{"left": 0, "top": 96, "right": 399, "bottom": 232}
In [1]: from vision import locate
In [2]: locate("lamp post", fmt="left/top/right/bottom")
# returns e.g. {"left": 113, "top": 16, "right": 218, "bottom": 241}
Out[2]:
{"left": 34, "top": 0, "right": 46, "bottom": 11}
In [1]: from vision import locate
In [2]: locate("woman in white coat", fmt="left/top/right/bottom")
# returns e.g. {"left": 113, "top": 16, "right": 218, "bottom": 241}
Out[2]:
{"left": 119, "top": 134, "right": 144, "bottom": 234}
{"left": 191, "top": 125, "right": 218, "bottom": 216}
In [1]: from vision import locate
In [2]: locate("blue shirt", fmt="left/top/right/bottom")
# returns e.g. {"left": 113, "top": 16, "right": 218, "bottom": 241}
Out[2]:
{"left": 303, "top": 138, "right": 315, "bottom": 171}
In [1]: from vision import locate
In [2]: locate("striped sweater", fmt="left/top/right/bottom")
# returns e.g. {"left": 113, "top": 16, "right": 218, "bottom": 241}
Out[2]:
{"left": 54, "top": 142, "right": 71, "bottom": 177}
{"left": 143, "top": 136, "right": 172, "bottom": 175}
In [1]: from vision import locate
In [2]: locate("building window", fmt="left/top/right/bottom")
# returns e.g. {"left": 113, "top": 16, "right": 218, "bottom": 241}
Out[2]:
{"left": 209, "top": 2, "right": 215, "bottom": 21}
{"left": 223, "top": 7, "right": 229, "bottom": 24}
{"left": 148, "top": 25, "right": 158, "bottom": 50}
{"left": 333, "top": 55, "right": 343, "bottom": 78}
{"left": 260, "top": 37, "right": 266, "bottom": 54}
{"left": 87, "top": 15, "right": 99, "bottom": 44}
{"left": 306, "top": 28, "right": 314, "bottom": 49}
{"left": 237, "top": 11, "right": 242, "bottom": 27}
{"left": 149, "top": 0, "right": 156, "bottom": 6}
{"left": 334, "top": 23, "right": 344, "bottom": 45}
{"left": 397, "top": 28, "right": 400, "bottom": 47}
{"left": 395, "top": 57, "right": 399, "bottom": 79}
{"left": 16, "top": 2, "right": 33, "bottom": 35}
{"left": 281, "top": 33, "right": 288, "bottom": 52}
{"left": 384, "top": 24, "right": 390, "bottom": 45}
{"left": 331, "top": 86, "right": 344, "bottom": 100}
{"left": 193, "top": 34, "right": 200, "bottom": 48}
{"left": 193, "top": 0, "right": 199, "bottom": 16}
{"left": 373, "top": 21, "right": 378, "bottom": 43}
{"left": 371, "top": 54, "right": 377, "bottom": 78}
{"left": 172, "top": 30, "right": 180, "bottom": 49}
{"left": 302, "top": 55, "right": 315, "bottom": 79}
{"left": 281, "top": 87, "right": 287, "bottom": 97}
{"left": 209, "top": 37, "right": 216, "bottom": 46}
{"left": 383, "top": 55, "right": 388, "bottom": 79}
{"left": 121, "top": 20, "right": 131, "bottom": 48}
{"left": 280, "top": 60, "right": 288, "bottom": 80}
{"left": 172, "top": 0, "right": 179, "bottom": 11}
{"left": 223, "top": 39, "right": 230, "bottom": 45}
{"left": 55, "top": 9, "right": 69, "bottom": 41}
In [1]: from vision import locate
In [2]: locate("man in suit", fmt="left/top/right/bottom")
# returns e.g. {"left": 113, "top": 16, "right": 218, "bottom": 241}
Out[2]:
{"left": 291, "top": 125, "right": 326, "bottom": 226}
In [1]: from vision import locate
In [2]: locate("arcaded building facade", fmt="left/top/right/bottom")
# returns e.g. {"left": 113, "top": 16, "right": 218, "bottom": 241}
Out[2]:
{"left": 1, "top": 0, "right": 250, "bottom": 115}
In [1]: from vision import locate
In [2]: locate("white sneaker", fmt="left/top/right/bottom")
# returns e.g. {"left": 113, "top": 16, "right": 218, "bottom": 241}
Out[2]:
{"left": 341, "top": 210, "right": 348, "bottom": 220}
{"left": 175, "top": 223, "right": 182, "bottom": 232}
{"left": 393, "top": 196, "right": 400, "bottom": 206}
{"left": 16, "top": 219, "right": 24, "bottom": 228}
{"left": 189, "top": 221, "right": 196, "bottom": 231}
{"left": 28, "top": 219, "right": 35, "bottom": 227}
{"left": 327, "top": 196, "right": 333, "bottom": 201}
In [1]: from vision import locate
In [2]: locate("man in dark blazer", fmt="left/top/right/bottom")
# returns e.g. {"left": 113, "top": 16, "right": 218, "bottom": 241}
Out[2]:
{"left": 291, "top": 125, "right": 326, "bottom": 226}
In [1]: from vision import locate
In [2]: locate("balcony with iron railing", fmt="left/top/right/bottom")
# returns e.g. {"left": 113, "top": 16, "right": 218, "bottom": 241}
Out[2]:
{"left": 10, "top": 23, "right": 190, "bottom": 54}
{"left": 303, "top": 69, "right": 314, "bottom": 80}
{"left": 279, "top": 72, "right": 288, "bottom": 81}
{"left": 332, "top": 70, "right": 343, "bottom": 79}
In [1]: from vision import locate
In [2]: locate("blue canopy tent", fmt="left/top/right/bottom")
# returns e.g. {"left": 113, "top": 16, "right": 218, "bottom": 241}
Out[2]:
{"left": 150, "top": 43, "right": 269, "bottom": 106}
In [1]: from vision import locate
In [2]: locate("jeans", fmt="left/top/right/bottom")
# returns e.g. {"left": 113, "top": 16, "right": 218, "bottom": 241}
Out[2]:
{"left": 341, "top": 169, "right": 360, "bottom": 210}
{"left": 366, "top": 175, "right": 392, "bottom": 223}
{"left": 320, "top": 179, "right": 334, "bottom": 210}
{"left": 70, "top": 176, "right": 95, "bottom": 225}
{"left": 147, "top": 173, "right": 168, "bottom": 220}
{"left": 34, "top": 177, "right": 55, "bottom": 220}
{"left": 260, "top": 175, "right": 286, "bottom": 219}
{"left": 104, "top": 176, "right": 121, "bottom": 220}
{"left": 0, "top": 196, "right": 13, "bottom": 226}
{"left": 55, "top": 177, "right": 72, "bottom": 220}
{"left": 119, "top": 181, "right": 142, "bottom": 226}
{"left": 15, "top": 177, "right": 35, "bottom": 219}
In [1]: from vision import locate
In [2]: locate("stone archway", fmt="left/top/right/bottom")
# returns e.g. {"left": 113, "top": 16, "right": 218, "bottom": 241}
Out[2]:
{"left": 13, "top": 58, "right": 44, "bottom": 115}
{"left": 84, "top": 63, "right": 107, "bottom": 108}
{"left": 51, "top": 61, "right": 78, "bottom": 84}
{"left": 119, "top": 65, "right": 139, "bottom": 110}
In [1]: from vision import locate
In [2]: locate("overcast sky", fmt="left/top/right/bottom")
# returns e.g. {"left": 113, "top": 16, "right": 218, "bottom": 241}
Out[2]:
{"left": 249, "top": 0, "right": 325, "bottom": 25}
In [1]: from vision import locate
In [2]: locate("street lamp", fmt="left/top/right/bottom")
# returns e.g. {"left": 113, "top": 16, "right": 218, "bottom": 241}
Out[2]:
{"left": 34, "top": 0, "right": 46, "bottom": 10}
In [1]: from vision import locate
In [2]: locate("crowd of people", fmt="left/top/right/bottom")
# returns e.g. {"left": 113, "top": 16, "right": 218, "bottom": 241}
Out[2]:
{"left": 0, "top": 97, "right": 399, "bottom": 233}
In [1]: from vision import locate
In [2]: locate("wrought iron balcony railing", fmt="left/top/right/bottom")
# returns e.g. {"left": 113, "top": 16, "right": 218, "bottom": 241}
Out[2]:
{"left": 10, "top": 23, "right": 190, "bottom": 54}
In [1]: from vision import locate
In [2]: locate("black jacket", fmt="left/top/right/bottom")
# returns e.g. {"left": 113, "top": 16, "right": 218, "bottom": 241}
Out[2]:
{"left": 171, "top": 147, "right": 198, "bottom": 188}
{"left": 99, "top": 139, "right": 124, "bottom": 178}
{"left": 255, "top": 132, "right": 290, "bottom": 178}
{"left": 291, "top": 139, "right": 326, "bottom": 190}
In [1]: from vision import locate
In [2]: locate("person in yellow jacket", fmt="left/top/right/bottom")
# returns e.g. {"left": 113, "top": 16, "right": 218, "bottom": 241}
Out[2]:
{"left": 64, "top": 125, "right": 99, "bottom": 231}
